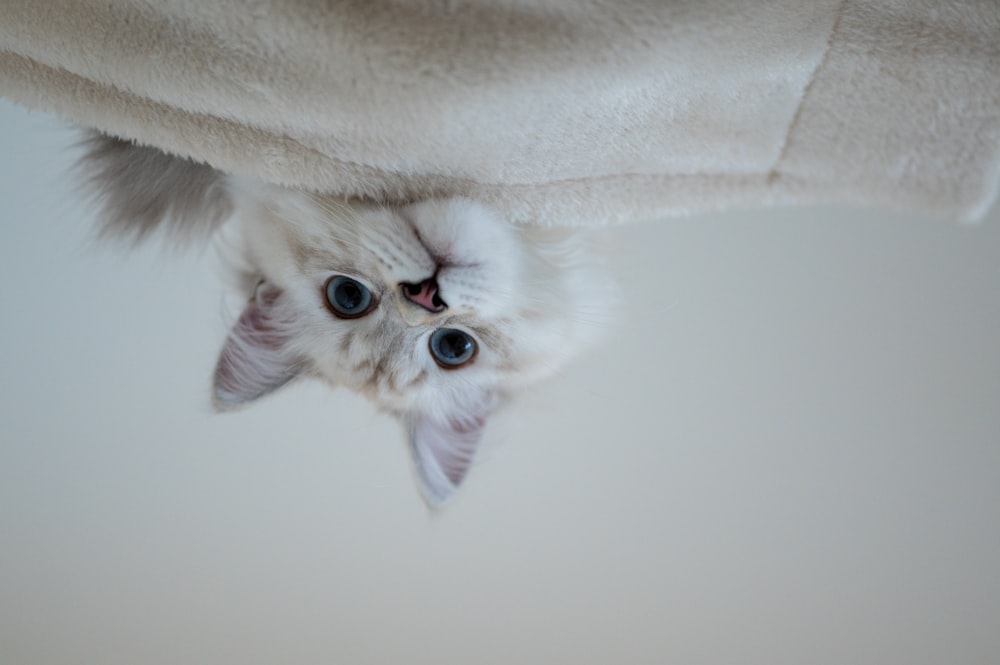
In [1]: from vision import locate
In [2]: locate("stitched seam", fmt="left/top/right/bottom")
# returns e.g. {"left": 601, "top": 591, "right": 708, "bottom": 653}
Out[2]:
{"left": 769, "top": 0, "right": 849, "bottom": 183}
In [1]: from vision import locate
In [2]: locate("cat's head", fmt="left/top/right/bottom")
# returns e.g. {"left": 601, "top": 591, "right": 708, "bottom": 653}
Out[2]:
{"left": 80, "top": 133, "right": 610, "bottom": 505}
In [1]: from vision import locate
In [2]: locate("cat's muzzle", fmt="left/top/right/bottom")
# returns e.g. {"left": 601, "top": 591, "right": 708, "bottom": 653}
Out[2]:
{"left": 401, "top": 277, "right": 447, "bottom": 313}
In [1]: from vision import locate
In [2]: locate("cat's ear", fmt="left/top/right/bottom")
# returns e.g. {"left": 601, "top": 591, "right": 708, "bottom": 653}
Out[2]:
{"left": 407, "top": 392, "right": 498, "bottom": 507}
{"left": 77, "top": 130, "right": 232, "bottom": 246}
{"left": 212, "top": 284, "right": 300, "bottom": 410}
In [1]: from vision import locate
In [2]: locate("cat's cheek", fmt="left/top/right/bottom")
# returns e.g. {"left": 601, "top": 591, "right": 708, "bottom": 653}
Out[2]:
{"left": 407, "top": 198, "right": 518, "bottom": 266}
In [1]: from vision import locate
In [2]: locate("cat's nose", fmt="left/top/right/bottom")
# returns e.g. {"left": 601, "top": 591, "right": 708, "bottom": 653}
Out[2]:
{"left": 401, "top": 278, "right": 447, "bottom": 313}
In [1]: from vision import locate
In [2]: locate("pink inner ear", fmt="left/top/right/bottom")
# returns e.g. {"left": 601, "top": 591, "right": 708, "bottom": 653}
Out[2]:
{"left": 212, "top": 285, "right": 298, "bottom": 409}
{"left": 409, "top": 415, "right": 483, "bottom": 504}
{"left": 408, "top": 393, "right": 497, "bottom": 506}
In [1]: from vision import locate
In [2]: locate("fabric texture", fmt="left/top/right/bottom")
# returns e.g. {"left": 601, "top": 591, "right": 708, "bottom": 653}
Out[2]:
{"left": 1, "top": 0, "right": 998, "bottom": 224}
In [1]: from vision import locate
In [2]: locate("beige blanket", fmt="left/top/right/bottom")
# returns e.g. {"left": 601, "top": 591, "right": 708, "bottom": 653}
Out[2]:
{"left": 2, "top": 0, "right": 998, "bottom": 224}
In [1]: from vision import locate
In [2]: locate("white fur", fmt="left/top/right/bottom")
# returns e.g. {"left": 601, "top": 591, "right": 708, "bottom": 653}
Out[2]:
{"left": 215, "top": 179, "right": 612, "bottom": 505}
{"left": 75, "top": 132, "right": 612, "bottom": 506}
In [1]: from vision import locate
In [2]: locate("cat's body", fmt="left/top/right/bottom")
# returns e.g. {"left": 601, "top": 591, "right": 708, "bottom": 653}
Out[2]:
{"left": 80, "top": 132, "right": 610, "bottom": 505}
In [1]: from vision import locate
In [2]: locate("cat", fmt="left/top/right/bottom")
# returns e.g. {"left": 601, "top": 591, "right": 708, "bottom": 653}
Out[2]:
{"left": 78, "top": 132, "right": 611, "bottom": 505}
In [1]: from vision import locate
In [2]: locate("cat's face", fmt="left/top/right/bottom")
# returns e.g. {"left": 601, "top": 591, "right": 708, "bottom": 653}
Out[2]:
{"left": 78, "top": 131, "right": 608, "bottom": 505}
{"left": 214, "top": 184, "right": 609, "bottom": 504}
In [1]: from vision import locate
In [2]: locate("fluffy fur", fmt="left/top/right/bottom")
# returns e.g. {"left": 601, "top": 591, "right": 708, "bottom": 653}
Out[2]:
{"left": 6, "top": 1, "right": 998, "bottom": 223}
{"left": 79, "top": 133, "right": 610, "bottom": 505}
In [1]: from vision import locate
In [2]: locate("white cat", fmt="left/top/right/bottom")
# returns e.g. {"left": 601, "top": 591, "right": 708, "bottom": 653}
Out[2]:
{"left": 80, "top": 132, "right": 610, "bottom": 505}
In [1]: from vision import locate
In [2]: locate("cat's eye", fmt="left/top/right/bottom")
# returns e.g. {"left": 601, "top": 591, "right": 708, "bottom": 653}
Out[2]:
{"left": 324, "top": 276, "right": 376, "bottom": 318}
{"left": 429, "top": 328, "right": 478, "bottom": 369}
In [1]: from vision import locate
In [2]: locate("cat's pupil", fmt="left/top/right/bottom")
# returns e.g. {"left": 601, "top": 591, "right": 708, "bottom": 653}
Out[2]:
{"left": 338, "top": 282, "right": 363, "bottom": 309}
{"left": 439, "top": 332, "right": 470, "bottom": 358}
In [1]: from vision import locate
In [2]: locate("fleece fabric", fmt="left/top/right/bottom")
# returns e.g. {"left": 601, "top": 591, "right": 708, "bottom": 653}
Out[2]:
{"left": 1, "top": 0, "right": 998, "bottom": 224}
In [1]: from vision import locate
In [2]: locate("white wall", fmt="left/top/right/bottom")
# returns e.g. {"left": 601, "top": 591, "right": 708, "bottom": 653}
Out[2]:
{"left": 1, "top": 99, "right": 998, "bottom": 665}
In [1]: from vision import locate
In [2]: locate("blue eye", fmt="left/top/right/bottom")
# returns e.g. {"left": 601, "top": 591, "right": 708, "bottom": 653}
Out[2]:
{"left": 325, "top": 276, "right": 375, "bottom": 318}
{"left": 429, "top": 328, "right": 478, "bottom": 368}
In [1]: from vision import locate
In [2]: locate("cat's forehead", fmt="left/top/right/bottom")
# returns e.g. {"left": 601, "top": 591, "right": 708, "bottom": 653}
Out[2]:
{"left": 301, "top": 310, "right": 516, "bottom": 412}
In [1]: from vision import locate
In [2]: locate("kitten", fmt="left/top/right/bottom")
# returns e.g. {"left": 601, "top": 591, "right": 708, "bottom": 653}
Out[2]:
{"left": 79, "top": 132, "right": 610, "bottom": 505}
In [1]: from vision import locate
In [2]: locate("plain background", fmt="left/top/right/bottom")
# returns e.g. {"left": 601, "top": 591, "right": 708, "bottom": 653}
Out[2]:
{"left": 1, "top": 98, "right": 998, "bottom": 665}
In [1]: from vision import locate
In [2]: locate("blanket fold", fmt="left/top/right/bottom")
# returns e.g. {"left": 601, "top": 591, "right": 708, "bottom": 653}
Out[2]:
{"left": 2, "top": 0, "right": 998, "bottom": 224}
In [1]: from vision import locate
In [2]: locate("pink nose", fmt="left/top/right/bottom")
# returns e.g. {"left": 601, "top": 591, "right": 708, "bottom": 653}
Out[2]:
{"left": 402, "top": 278, "right": 447, "bottom": 312}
